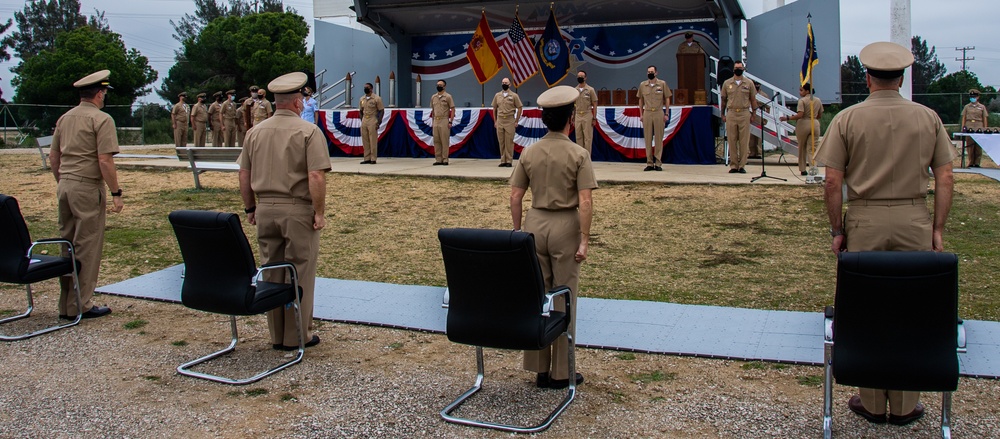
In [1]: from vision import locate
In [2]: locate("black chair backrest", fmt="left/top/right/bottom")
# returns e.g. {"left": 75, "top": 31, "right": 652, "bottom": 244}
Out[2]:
{"left": 0, "top": 194, "right": 33, "bottom": 283}
{"left": 833, "top": 251, "right": 960, "bottom": 391}
{"left": 168, "top": 210, "right": 258, "bottom": 315}
{"left": 717, "top": 55, "right": 735, "bottom": 85}
{"left": 438, "top": 228, "right": 553, "bottom": 350}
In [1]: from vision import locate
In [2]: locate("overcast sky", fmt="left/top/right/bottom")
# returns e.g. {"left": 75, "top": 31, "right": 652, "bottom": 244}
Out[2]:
{"left": 0, "top": 0, "right": 997, "bottom": 104}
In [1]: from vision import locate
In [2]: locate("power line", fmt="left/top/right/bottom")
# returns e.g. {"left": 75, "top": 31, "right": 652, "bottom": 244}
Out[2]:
{"left": 956, "top": 46, "right": 976, "bottom": 71}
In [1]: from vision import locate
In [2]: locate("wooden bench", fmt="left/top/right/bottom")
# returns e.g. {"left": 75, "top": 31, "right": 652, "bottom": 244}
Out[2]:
{"left": 37, "top": 135, "right": 53, "bottom": 169}
{"left": 175, "top": 147, "right": 242, "bottom": 189}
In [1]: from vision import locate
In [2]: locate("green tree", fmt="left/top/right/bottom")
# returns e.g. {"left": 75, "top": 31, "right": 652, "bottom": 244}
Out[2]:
{"left": 926, "top": 70, "right": 996, "bottom": 124}
{"left": 1, "top": 0, "right": 110, "bottom": 67}
{"left": 840, "top": 55, "right": 867, "bottom": 107}
{"left": 170, "top": 0, "right": 287, "bottom": 44}
{"left": 157, "top": 11, "right": 312, "bottom": 102}
{"left": 11, "top": 26, "right": 157, "bottom": 133}
{"left": 911, "top": 36, "right": 946, "bottom": 96}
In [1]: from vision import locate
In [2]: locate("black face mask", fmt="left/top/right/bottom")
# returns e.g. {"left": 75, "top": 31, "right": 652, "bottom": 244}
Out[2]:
{"left": 502, "top": 84, "right": 509, "bottom": 91}
{"left": 647, "top": 73, "right": 655, "bottom": 80}
{"left": 364, "top": 87, "right": 371, "bottom": 94}
{"left": 734, "top": 68, "right": 744, "bottom": 76}
{"left": 436, "top": 86, "right": 444, "bottom": 92}
{"left": 577, "top": 77, "right": 585, "bottom": 84}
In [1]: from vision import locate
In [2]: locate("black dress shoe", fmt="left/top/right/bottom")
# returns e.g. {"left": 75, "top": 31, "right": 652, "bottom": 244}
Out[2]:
{"left": 535, "top": 372, "right": 550, "bottom": 388}
{"left": 728, "top": 169, "right": 739, "bottom": 174}
{"left": 801, "top": 171, "right": 808, "bottom": 176}
{"left": 370, "top": 160, "right": 376, "bottom": 165}
{"left": 738, "top": 168, "right": 747, "bottom": 174}
{"left": 654, "top": 166, "right": 663, "bottom": 171}
{"left": 61, "top": 305, "right": 112, "bottom": 320}
{"left": 505, "top": 163, "right": 513, "bottom": 168}
{"left": 546, "top": 373, "right": 584, "bottom": 389}
{"left": 432, "top": 162, "right": 443, "bottom": 166}
{"left": 888, "top": 403, "right": 925, "bottom": 426}
{"left": 442, "top": 162, "right": 449, "bottom": 166}
{"left": 643, "top": 166, "right": 654, "bottom": 171}
{"left": 848, "top": 395, "right": 887, "bottom": 424}
{"left": 360, "top": 160, "right": 371, "bottom": 164}
{"left": 499, "top": 163, "right": 506, "bottom": 167}
{"left": 273, "top": 335, "right": 320, "bottom": 351}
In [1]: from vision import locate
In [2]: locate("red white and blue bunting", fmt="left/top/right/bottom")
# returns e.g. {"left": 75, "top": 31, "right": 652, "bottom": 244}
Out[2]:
{"left": 400, "top": 108, "right": 486, "bottom": 155}
{"left": 596, "top": 106, "right": 691, "bottom": 159}
{"left": 320, "top": 109, "right": 394, "bottom": 156}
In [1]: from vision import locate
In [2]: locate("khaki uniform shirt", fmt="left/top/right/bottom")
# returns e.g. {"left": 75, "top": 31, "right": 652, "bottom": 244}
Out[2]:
{"left": 575, "top": 85, "right": 597, "bottom": 119}
{"left": 242, "top": 97, "right": 255, "bottom": 127}
{"left": 796, "top": 94, "right": 823, "bottom": 120}
{"left": 51, "top": 102, "right": 120, "bottom": 180}
{"left": 192, "top": 103, "right": 208, "bottom": 123}
{"left": 962, "top": 102, "right": 988, "bottom": 128}
{"left": 677, "top": 41, "right": 705, "bottom": 54}
{"left": 208, "top": 101, "right": 222, "bottom": 126}
{"left": 236, "top": 105, "right": 247, "bottom": 132}
{"left": 252, "top": 99, "right": 273, "bottom": 124}
{"left": 237, "top": 109, "right": 332, "bottom": 202}
{"left": 431, "top": 92, "right": 455, "bottom": 119}
{"left": 510, "top": 132, "right": 599, "bottom": 209}
{"left": 721, "top": 77, "right": 757, "bottom": 112}
{"left": 222, "top": 100, "right": 237, "bottom": 123}
{"left": 491, "top": 91, "right": 522, "bottom": 119}
{"left": 637, "top": 79, "right": 671, "bottom": 110}
{"left": 360, "top": 94, "right": 384, "bottom": 119}
{"left": 171, "top": 102, "right": 189, "bottom": 126}
{"left": 815, "top": 90, "right": 955, "bottom": 201}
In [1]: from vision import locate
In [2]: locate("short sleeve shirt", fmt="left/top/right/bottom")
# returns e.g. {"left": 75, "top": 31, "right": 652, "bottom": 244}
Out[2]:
{"left": 171, "top": 102, "right": 189, "bottom": 125}
{"left": 192, "top": 103, "right": 208, "bottom": 123}
{"left": 721, "top": 77, "right": 756, "bottom": 111}
{"left": 491, "top": 91, "right": 522, "bottom": 118}
{"left": 360, "top": 95, "right": 384, "bottom": 119}
{"left": 431, "top": 92, "right": 455, "bottom": 118}
{"left": 677, "top": 41, "right": 706, "bottom": 54}
{"left": 51, "top": 102, "right": 120, "bottom": 180}
{"left": 222, "top": 100, "right": 238, "bottom": 120}
{"left": 796, "top": 95, "right": 823, "bottom": 120}
{"left": 815, "top": 90, "right": 955, "bottom": 201}
{"left": 637, "top": 79, "right": 671, "bottom": 110}
{"left": 575, "top": 85, "right": 597, "bottom": 117}
{"left": 962, "top": 102, "right": 988, "bottom": 127}
{"left": 237, "top": 109, "right": 332, "bottom": 202}
{"left": 510, "top": 132, "right": 599, "bottom": 209}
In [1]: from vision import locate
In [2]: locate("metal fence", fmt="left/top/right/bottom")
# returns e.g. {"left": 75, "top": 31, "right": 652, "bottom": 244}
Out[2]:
{"left": 1, "top": 102, "right": 175, "bottom": 147}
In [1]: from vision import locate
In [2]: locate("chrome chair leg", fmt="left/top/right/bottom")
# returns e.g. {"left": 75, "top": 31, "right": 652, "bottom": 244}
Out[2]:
{"left": 0, "top": 244, "right": 82, "bottom": 341}
{"left": 941, "top": 392, "right": 953, "bottom": 439}
{"left": 822, "top": 341, "right": 834, "bottom": 439}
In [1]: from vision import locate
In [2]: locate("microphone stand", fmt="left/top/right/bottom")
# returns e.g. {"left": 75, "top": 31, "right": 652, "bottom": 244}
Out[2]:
{"left": 751, "top": 94, "right": 786, "bottom": 183}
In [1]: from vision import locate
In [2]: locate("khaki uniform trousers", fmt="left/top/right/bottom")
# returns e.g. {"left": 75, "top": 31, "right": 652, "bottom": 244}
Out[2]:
{"left": 522, "top": 208, "right": 581, "bottom": 381}
{"left": 433, "top": 117, "right": 450, "bottom": 164}
{"left": 173, "top": 126, "right": 188, "bottom": 147}
{"left": 642, "top": 109, "right": 665, "bottom": 166}
{"left": 795, "top": 120, "right": 820, "bottom": 173}
{"left": 496, "top": 115, "right": 516, "bottom": 164}
{"left": 845, "top": 200, "right": 932, "bottom": 416}
{"left": 361, "top": 116, "right": 379, "bottom": 162}
{"left": 726, "top": 110, "right": 752, "bottom": 169}
{"left": 749, "top": 115, "right": 763, "bottom": 157}
{"left": 223, "top": 120, "right": 237, "bottom": 147}
{"left": 211, "top": 121, "right": 223, "bottom": 147}
{"left": 257, "top": 200, "right": 319, "bottom": 347}
{"left": 966, "top": 120, "right": 985, "bottom": 166}
{"left": 193, "top": 122, "right": 207, "bottom": 147}
{"left": 574, "top": 114, "right": 594, "bottom": 154}
{"left": 56, "top": 176, "right": 106, "bottom": 316}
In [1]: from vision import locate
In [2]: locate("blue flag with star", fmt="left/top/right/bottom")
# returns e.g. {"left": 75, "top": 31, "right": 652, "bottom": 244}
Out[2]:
{"left": 800, "top": 20, "right": 818, "bottom": 87}
{"left": 535, "top": 9, "right": 570, "bottom": 87}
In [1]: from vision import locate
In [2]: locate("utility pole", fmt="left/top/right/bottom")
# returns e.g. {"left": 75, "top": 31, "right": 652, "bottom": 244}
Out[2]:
{"left": 890, "top": 0, "right": 912, "bottom": 99}
{"left": 956, "top": 46, "right": 976, "bottom": 71}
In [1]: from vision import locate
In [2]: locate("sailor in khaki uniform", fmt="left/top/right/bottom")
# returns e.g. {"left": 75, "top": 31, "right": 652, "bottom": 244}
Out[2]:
{"left": 209, "top": 91, "right": 223, "bottom": 147}
{"left": 490, "top": 77, "right": 522, "bottom": 167}
{"left": 171, "top": 92, "right": 189, "bottom": 147}
{"left": 637, "top": 66, "right": 671, "bottom": 171}
{"left": 222, "top": 90, "right": 238, "bottom": 147}
{"left": 676, "top": 31, "right": 705, "bottom": 54}
{"left": 574, "top": 70, "right": 598, "bottom": 154}
{"left": 780, "top": 83, "right": 823, "bottom": 175}
{"left": 236, "top": 97, "right": 248, "bottom": 148}
{"left": 191, "top": 93, "right": 208, "bottom": 147}
{"left": 252, "top": 89, "right": 274, "bottom": 126}
{"left": 510, "top": 86, "right": 598, "bottom": 389}
{"left": 430, "top": 80, "right": 455, "bottom": 165}
{"left": 816, "top": 41, "right": 955, "bottom": 427}
{"left": 238, "top": 72, "right": 331, "bottom": 350}
{"left": 748, "top": 84, "right": 769, "bottom": 159}
{"left": 720, "top": 61, "right": 757, "bottom": 173}
{"left": 359, "top": 82, "right": 384, "bottom": 164}
{"left": 243, "top": 86, "right": 258, "bottom": 129}
{"left": 48, "top": 70, "right": 123, "bottom": 320}
{"left": 961, "top": 88, "right": 988, "bottom": 167}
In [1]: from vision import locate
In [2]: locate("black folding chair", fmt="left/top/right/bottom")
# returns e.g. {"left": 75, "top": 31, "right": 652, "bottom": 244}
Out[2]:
{"left": 168, "top": 210, "right": 303, "bottom": 385}
{"left": 823, "top": 251, "right": 966, "bottom": 439}
{"left": 0, "top": 194, "right": 82, "bottom": 340}
{"left": 437, "top": 228, "right": 575, "bottom": 433}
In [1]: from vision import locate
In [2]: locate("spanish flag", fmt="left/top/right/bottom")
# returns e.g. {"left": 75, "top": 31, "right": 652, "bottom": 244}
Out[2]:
{"left": 800, "top": 19, "right": 819, "bottom": 87}
{"left": 467, "top": 12, "right": 504, "bottom": 84}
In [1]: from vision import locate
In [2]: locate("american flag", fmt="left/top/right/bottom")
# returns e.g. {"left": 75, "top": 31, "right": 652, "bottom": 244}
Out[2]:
{"left": 498, "top": 14, "right": 539, "bottom": 86}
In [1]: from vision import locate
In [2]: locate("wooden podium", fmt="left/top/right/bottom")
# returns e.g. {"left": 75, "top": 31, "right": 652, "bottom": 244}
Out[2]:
{"left": 676, "top": 53, "right": 706, "bottom": 105}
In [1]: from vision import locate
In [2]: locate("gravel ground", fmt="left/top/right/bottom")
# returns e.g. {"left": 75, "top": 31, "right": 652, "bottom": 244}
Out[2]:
{"left": 0, "top": 293, "right": 998, "bottom": 439}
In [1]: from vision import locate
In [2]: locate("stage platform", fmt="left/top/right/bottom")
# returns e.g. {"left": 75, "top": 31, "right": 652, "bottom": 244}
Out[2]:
{"left": 97, "top": 264, "right": 1000, "bottom": 379}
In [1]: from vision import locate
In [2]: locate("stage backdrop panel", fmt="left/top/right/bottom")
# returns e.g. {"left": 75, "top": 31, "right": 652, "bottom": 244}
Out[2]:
{"left": 317, "top": 106, "right": 714, "bottom": 164}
